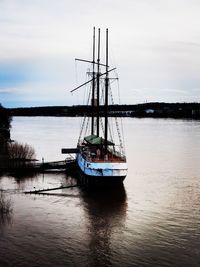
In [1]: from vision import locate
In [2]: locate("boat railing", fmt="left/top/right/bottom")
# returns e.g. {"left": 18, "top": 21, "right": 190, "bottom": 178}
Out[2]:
{"left": 107, "top": 147, "right": 126, "bottom": 161}
{"left": 79, "top": 145, "right": 126, "bottom": 163}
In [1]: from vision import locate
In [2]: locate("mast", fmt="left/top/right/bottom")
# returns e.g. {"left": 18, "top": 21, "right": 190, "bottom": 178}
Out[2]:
{"left": 96, "top": 28, "right": 100, "bottom": 137}
{"left": 91, "top": 27, "right": 95, "bottom": 135}
{"left": 104, "top": 28, "right": 109, "bottom": 155}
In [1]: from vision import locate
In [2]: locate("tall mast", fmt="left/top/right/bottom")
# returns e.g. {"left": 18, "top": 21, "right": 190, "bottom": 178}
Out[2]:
{"left": 96, "top": 28, "right": 100, "bottom": 137}
{"left": 104, "top": 28, "right": 109, "bottom": 154}
{"left": 91, "top": 27, "right": 95, "bottom": 135}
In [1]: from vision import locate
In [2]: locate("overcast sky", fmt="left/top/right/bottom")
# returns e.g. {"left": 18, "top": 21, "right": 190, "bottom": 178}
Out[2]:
{"left": 0, "top": 0, "right": 200, "bottom": 107}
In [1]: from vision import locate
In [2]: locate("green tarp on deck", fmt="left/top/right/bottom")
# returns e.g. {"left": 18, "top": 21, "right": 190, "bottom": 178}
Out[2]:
{"left": 84, "top": 135, "right": 114, "bottom": 146}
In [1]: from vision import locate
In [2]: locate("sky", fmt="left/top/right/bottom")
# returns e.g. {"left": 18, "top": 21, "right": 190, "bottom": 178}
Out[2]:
{"left": 0, "top": 0, "right": 200, "bottom": 107}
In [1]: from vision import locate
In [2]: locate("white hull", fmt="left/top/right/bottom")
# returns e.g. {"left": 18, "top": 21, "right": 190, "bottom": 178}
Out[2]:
{"left": 76, "top": 153, "right": 128, "bottom": 178}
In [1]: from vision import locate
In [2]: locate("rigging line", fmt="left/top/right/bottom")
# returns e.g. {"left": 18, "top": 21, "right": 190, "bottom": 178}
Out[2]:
{"left": 100, "top": 89, "right": 112, "bottom": 143}
{"left": 100, "top": 116, "right": 104, "bottom": 136}
{"left": 86, "top": 71, "right": 92, "bottom": 105}
{"left": 117, "top": 73, "right": 121, "bottom": 104}
{"left": 107, "top": 84, "right": 113, "bottom": 141}
{"left": 79, "top": 114, "right": 89, "bottom": 143}
{"left": 117, "top": 77, "right": 126, "bottom": 155}
{"left": 109, "top": 84, "right": 124, "bottom": 152}
{"left": 108, "top": 116, "right": 114, "bottom": 144}
{"left": 79, "top": 110, "right": 90, "bottom": 143}
{"left": 78, "top": 83, "right": 92, "bottom": 143}
{"left": 78, "top": 115, "right": 86, "bottom": 144}
{"left": 120, "top": 115, "right": 126, "bottom": 156}
{"left": 83, "top": 72, "right": 88, "bottom": 105}
{"left": 75, "top": 59, "right": 78, "bottom": 85}
{"left": 107, "top": 86, "right": 114, "bottom": 145}
{"left": 73, "top": 59, "right": 80, "bottom": 110}
{"left": 100, "top": 79, "right": 105, "bottom": 103}
{"left": 108, "top": 37, "right": 118, "bottom": 72}
{"left": 99, "top": 79, "right": 105, "bottom": 137}
{"left": 109, "top": 79, "right": 117, "bottom": 85}
{"left": 75, "top": 58, "right": 108, "bottom": 67}
{"left": 84, "top": 84, "right": 92, "bottom": 137}
{"left": 79, "top": 72, "right": 90, "bottom": 134}
{"left": 94, "top": 116, "right": 98, "bottom": 136}
{"left": 84, "top": 116, "right": 90, "bottom": 138}
{"left": 115, "top": 116, "right": 124, "bottom": 151}
{"left": 70, "top": 67, "right": 116, "bottom": 93}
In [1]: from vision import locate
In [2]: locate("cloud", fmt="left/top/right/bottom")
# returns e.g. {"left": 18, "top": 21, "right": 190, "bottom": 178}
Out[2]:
{"left": 0, "top": 87, "right": 19, "bottom": 94}
{"left": 1, "top": 0, "right": 200, "bottom": 106}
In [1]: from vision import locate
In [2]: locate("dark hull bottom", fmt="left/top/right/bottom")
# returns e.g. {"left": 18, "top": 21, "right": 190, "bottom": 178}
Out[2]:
{"left": 77, "top": 167, "right": 126, "bottom": 188}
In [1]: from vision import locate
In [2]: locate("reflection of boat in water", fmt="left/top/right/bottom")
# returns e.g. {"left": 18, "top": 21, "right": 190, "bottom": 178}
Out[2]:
{"left": 81, "top": 185, "right": 127, "bottom": 266}
{"left": 72, "top": 28, "right": 128, "bottom": 187}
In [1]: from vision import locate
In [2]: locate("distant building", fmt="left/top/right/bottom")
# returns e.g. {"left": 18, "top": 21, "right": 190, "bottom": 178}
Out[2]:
{"left": 145, "top": 109, "right": 154, "bottom": 114}
{"left": 192, "top": 109, "right": 200, "bottom": 116}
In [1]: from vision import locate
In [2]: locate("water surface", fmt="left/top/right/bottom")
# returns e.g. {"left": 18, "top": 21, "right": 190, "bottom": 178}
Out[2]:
{"left": 0, "top": 117, "right": 200, "bottom": 267}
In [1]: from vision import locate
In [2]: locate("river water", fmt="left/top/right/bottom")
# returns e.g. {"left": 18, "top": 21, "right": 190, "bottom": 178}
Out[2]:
{"left": 0, "top": 117, "right": 200, "bottom": 267}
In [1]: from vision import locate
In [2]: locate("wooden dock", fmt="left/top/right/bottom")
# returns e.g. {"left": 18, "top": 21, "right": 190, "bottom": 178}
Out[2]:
{"left": 35, "top": 159, "right": 76, "bottom": 170}
{"left": 0, "top": 159, "right": 76, "bottom": 173}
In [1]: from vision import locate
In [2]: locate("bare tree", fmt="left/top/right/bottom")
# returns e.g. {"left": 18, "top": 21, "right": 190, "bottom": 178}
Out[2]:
{"left": 7, "top": 142, "right": 36, "bottom": 161}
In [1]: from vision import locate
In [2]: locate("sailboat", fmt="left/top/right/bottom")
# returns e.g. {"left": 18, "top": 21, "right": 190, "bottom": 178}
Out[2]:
{"left": 72, "top": 27, "right": 128, "bottom": 186}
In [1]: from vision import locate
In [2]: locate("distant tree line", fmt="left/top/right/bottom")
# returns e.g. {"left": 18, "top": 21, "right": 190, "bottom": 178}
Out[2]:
{"left": 0, "top": 104, "right": 11, "bottom": 139}
{"left": 0, "top": 104, "right": 11, "bottom": 167}
{"left": 8, "top": 102, "right": 200, "bottom": 119}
